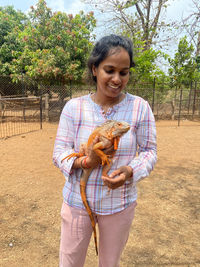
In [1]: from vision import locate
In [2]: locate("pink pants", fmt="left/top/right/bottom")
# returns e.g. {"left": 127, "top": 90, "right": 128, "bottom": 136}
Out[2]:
{"left": 59, "top": 201, "right": 137, "bottom": 267}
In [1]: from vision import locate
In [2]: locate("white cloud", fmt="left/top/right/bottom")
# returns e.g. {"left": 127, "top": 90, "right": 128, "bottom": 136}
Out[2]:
{"left": 166, "top": 0, "right": 192, "bottom": 20}
{"left": 24, "top": 0, "right": 89, "bottom": 17}
{"left": 48, "top": 0, "right": 66, "bottom": 12}
{"left": 47, "top": 0, "right": 87, "bottom": 15}
{"left": 66, "top": 0, "right": 87, "bottom": 15}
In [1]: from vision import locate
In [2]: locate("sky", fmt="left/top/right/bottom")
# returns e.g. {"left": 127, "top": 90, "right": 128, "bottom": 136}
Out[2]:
{"left": 0, "top": 0, "right": 195, "bottom": 60}
{"left": 0, "top": 0, "right": 194, "bottom": 42}
{"left": 0, "top": 0, "right": 196, "bottom": 73}
{"left": 0, "top": 0, "right": 193, "bottom": 19}
{"left": 0, "top": 0, "right": 88, "bottom": 15}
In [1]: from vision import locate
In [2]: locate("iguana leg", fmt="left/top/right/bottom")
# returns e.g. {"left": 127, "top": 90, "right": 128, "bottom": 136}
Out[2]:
{"left": 95, "top": 149, "right": 111, "bottom": 166}
{"left": 93, "top": 142, "right": 111, "bottom": 165}
{"left": 114, "top": 136, "right": 120, "bottom": 150}
{"left": 102, "top": 160, "right": 112, "bottom": 177}
{"left": 61, "top": 152, "right": 84, "bottom": 162}
{"left": 102, "top": 159, "right": 113, "bottom": 194}
{"left": 93, "top": 140, "right": 117, "bottom": 166}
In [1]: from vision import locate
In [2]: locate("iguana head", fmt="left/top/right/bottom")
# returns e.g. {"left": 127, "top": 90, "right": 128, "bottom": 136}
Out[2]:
{"left": 110, "top": 120, "right": 130, "bottom": 138}
{"left": 96, "top": 120, "right": 130, "bottom": 139}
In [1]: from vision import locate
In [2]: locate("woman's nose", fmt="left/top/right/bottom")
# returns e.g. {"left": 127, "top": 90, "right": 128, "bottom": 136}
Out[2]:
{"left": 112, "top": 72, "right": 121, "bottom": 84}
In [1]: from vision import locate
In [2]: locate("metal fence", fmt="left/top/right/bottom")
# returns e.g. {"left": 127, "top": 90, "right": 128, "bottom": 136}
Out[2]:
{"left": 0, "top": 96, "right": 42, "bottom": 139}
{"left": 125, "top": 82, "right": 200, "bottom": 124}
{"left": 0, "top": 75, "right": 200, "bottom": 138}
{"left": 39, "top": 82, "right": 200, "bottom": 124}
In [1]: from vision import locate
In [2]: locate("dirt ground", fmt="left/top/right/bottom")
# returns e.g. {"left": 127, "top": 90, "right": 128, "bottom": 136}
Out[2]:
{"left": 0, "top": 120, "right": 200, "bottom": 267}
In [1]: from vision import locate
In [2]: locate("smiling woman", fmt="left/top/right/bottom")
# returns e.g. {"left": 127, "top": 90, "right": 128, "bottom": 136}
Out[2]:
{"left": 53, "top": 34, "right": 157, "bottom": 267}
{"left": 91, "top": 48, "right": 131, "bottom": 111}
{"left": 88, "top": 34, "right": 135, "bottom": 113}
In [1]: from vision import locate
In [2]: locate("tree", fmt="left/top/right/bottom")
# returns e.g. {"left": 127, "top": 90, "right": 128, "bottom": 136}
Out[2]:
{"left": 182, "top": 0, "right": 200, "bottom": 57}
{"left": 9, "top": 0, "right": 96, "bottom": 86}
{"left": 130, "top": 44, "right": 162, "bottom": 82}
{"left": 168, "top": 36, "right": 197, "bottom": 86}
{"left": 0, "top": 6, "right": 27, "bottom": 74}
{"left": 84, "top": 0, "right": 173, "bottom": 51}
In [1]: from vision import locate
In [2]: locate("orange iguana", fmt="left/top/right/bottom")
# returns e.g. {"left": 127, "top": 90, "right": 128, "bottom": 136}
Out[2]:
{"left": 62, "top": 120, "right": 130, "bottom": 255}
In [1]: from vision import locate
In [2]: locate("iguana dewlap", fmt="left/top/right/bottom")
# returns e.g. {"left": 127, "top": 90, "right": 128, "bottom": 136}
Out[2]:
{"left": 62, "top": 120, "right": 130, "bottom": 255}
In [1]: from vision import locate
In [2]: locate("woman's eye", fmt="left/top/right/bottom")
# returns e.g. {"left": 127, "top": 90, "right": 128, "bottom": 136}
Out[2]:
{"left": 105, "top": 69, "right": 114, "bottom": 74}
{"left": 120, "top": 72, "right": 129, "bottom": 76}
{"left": 105, "top": 69, "right": 129, "bottom": 76}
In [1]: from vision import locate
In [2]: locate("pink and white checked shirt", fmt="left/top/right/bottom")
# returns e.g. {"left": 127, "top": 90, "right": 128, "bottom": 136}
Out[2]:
{"left": 53, "top": 93, "right": 157, "bottom": 215}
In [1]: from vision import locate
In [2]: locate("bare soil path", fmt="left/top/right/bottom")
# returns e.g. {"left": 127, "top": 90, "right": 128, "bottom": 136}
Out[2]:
{"left": 0, "top": 120, "right": 200, "bottom": 267}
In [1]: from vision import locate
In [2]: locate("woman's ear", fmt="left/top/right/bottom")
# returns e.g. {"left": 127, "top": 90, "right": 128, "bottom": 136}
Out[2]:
{"left": 92, "top": 65, "right": 97, "bottom": 77}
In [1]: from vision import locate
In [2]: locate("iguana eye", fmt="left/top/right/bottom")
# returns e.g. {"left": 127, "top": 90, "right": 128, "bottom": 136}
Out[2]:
{"left": 117, "top": 122, "right": 122, "bottom": 127}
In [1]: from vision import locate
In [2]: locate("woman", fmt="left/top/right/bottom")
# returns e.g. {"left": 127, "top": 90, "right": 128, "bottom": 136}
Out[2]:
{"left": 53, "top": 34, "right": 157, "bottom": 267}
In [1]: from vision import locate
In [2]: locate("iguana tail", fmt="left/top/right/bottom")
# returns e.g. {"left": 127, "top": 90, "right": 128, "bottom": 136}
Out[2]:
{"left": 80, "top": 179, "right": 98, "bottom": 256}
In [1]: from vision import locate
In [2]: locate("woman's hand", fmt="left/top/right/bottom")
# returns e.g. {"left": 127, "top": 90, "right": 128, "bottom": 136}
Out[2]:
{"left": 73, "top": 137, "right": 115, "bottom": 170}
{"left": 102, "top": 166, "right": 133, "bottom": 189}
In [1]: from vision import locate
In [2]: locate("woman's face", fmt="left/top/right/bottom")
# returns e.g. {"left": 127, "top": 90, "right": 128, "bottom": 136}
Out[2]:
{"left": 92, "top": 47, "right": 130, "bottom": 99}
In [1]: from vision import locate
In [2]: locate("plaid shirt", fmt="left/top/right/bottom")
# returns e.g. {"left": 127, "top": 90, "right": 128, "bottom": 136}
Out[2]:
{"left": 53, "top": 93, "right": 157, "bottom": 215}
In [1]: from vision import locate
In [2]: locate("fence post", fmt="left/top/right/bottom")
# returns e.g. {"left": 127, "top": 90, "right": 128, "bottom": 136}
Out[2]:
{"left": 171, "top": 99, "right": 175, "bottom": 120}
{"left": 45, "top": 93, "right": 49, "bottom": 122}
{"left": 69, "top": 80, "right": 72, "bottom": 99}
{"left": 152, "top": 77, "right": 155, "bottom": 112}
{"left": 192, "top": 82, "right": 197, "bottom": 120}
{"left": 188, "top": 81, "right": 192, "bottom": 114}
{"left": 0, "top": 94, "right": 2, "bottom": 123}
{"left": 178, "top": 89, "right": 183, "bottom": 126}
{"left": 40, "top": 96, "right": 43, "bottom": 129}
{"left": 23, "top": 98, "right": 26, "bottom": 122}
{"left": 198, "top": 87, "right": 200, "bottom": 117}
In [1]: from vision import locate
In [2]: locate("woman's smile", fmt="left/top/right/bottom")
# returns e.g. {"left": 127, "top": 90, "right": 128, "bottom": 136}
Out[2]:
{"left": 107, "top": 83, "right": 121, "bottom": 89}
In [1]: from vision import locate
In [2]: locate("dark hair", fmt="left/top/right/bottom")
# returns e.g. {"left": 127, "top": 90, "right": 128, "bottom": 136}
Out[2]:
{"left": 87, "top": 34, "right": 135, "bottom": 82}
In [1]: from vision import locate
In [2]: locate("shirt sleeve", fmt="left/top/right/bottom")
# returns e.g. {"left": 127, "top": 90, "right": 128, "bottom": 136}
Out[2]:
{"left": 52, "top": 100, "right": 76, "bottom": 181}
{"left": 128, "top": 100, "right": 157, "bottom": 183}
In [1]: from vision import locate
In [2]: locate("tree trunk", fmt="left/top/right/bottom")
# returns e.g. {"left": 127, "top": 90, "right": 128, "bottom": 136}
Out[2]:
{"left": 196, "top": 31, "right": 200, "bottom": 56}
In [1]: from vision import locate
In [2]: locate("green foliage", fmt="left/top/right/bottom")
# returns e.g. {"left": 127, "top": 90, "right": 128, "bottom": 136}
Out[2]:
{"left": 195, "top": 55, "right": 200, "bottom": 72}
{"left": 116, "top": 22, "right": 168, "bottom": 87}
{"left": 131, "top": 47, "right": 163, "bottom": 82}
{"left": 1, "top": 0, "right": 96, "bottom": 86}
{"left": 168, "top": 36, "right": 198, "bottom": 86}
{"left": 0, "top": 6, "right": 27, "bottom": 75}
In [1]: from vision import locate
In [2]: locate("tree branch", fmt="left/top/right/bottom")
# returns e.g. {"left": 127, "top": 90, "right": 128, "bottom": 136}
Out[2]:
{"left": 135, "top": 2, "right": 145, "bottom": 31}
{"left": 149, "top": 0, "right": 164, "bottom": 45}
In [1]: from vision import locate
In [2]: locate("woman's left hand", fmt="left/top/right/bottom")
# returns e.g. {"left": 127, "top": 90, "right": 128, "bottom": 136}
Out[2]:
{"left": 102, "top": 166, "right": 133, "bottom": 189}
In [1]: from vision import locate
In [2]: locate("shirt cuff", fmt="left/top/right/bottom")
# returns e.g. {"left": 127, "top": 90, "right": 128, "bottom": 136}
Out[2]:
{"left": 60, "top": 152, "right": 76, "bottom": 181}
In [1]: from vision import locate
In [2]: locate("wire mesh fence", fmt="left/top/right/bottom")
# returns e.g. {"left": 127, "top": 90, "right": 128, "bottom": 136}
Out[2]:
{"left": 0, "top": 96, "right": 42, "bottom": 139}
{"left": 40, "top": 82, "right": 200, "bottom": 124}
{"left": 0, "top": 75, "right": 200, "bottom": 138}
{"left": 40, "top": 84, "right": 93, "bottom": 122}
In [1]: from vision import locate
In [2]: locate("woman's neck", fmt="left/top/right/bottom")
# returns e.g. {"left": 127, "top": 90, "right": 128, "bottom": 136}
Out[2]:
{"left": 92, "top": 92, "right": 125, "bottom": 112}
